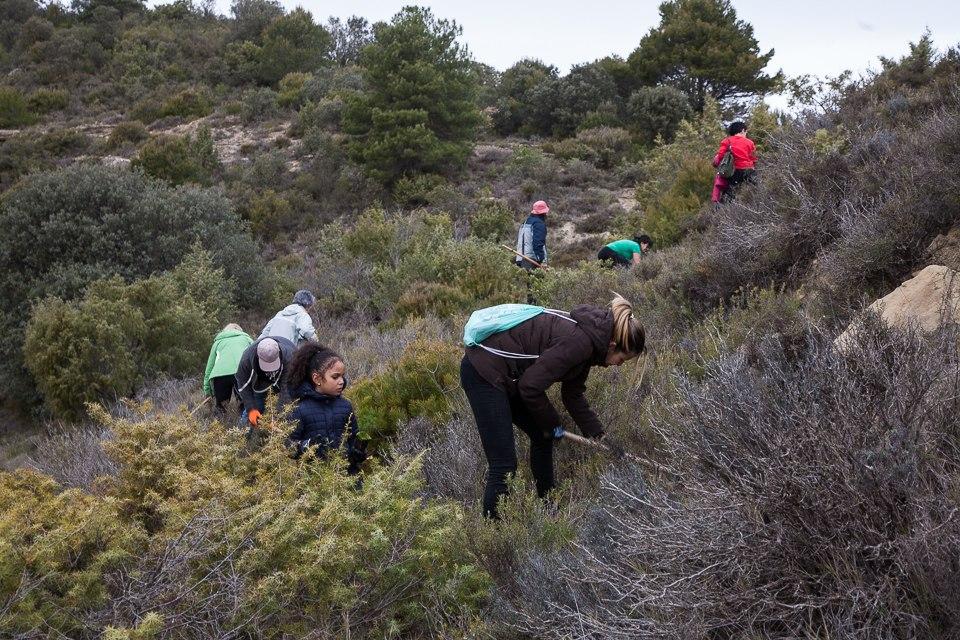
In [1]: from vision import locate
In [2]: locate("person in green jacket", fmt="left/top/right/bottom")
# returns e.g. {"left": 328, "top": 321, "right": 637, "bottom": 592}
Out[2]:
{"left": 203, "top": 323, "right": 254, "bottom": 413}
{"left": 597, "top": 234, "right": 652, "bottom": 268}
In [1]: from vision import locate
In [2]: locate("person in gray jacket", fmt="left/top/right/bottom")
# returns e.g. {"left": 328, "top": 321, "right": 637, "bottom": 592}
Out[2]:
{"left": 259, "top": 290, "right": 318, "bottom": 345}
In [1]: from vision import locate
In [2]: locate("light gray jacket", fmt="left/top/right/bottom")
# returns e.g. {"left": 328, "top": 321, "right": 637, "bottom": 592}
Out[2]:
{"left": 259, "top": 304, "right": 316, "bottom": 345}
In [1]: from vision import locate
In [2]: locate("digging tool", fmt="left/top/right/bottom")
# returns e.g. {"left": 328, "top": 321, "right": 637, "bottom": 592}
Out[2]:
{"left": 501, "top": 244, "right": 550, "bottom": 270}
{"left": 189, "top": 396, "right": 211, "bottom": 416}
{"left": 554, "top": 427, "right": 674, "bottom": 476}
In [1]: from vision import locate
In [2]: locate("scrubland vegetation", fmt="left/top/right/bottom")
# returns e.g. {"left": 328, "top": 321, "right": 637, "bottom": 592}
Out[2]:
{"left": 1, "top": 0, "right": 960, "bottom": 636}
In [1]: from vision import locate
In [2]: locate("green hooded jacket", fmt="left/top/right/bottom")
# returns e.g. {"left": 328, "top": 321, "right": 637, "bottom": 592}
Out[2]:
{"left": 203, "top": 328, "right": 254, "bottom": 395}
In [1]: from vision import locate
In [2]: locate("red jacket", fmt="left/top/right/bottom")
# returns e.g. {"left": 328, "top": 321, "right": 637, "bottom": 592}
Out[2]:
{"left": 714, "top": 135, "right": 757, "bottom": 170}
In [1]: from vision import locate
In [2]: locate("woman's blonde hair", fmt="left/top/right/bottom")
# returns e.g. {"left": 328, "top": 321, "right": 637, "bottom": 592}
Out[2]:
{"left": 610, "top": 293, "right": 645, "bottom": 355}
{"left": 224, "top": 323, "right": 242, "bottom": 332}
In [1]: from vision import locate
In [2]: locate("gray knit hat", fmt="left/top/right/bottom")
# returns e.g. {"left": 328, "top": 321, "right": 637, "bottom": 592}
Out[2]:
{"left": 293, "top": 289, "right": 316, "bottom": 307}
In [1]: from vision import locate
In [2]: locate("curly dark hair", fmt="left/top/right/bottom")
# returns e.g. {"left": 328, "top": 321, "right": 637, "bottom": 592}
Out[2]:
{"left": 287, "top": 343, "right": 342, "bottom": 390}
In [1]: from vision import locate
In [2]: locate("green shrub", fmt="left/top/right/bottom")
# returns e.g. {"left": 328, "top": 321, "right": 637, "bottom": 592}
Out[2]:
{"left": 289, "top": 97, "right": 342, "bottom": 136}
{"left": 0, "top": 470, "right": 141, "bottom": 636}
{"left": 392, "top": 173, "right": 447, "bottom": 207}
{"left": 157, "top": 87, "right": 213, "bottom": 120}
{"left": 240, "top": 87, "right": 279, "bottom": 124}
{"left": 395, "top": 281, "right": 473, "bottom": 319}
{"left": 626, "top": 85, "right": 693, "bottom": 144}
{"left": 24, "top": 287, "right": 145, "bottom": 419}
{"left": 0, "top": 164, "right": 268, "bottom": 407}
{"left": 26, "top": 88, "right": 70, "bottom": 114}
{"left": 0, "top": 86, "right": 36, "bottom": 127}
{"left": 544, "top": 137, "right": 597, "bottom": 164}
{"left": 633, "top": 98, "right": 722, "bottom": 246}
{"left": 132, "top": 128, "right": 219, "bottom": 186}
{"left": 24, "top": 250, "right": 234, "bottom": 419}
{"left": 38, "top": 128, "right": 90, "bottom": 155}
{"left": 106, "top": 121, "right": 149, "bottom": 150}
{"left": 470, "top": 198, "right": 514, "bottom": 241}
{"left": 246, "top": 188, "right": 297, "bottom": 239}
{"left": 277, "top": 71, "right": 312, "bottom": 107}
{"left": 348, "top": 340, "right": 460, "bottom": 447}
{"left": 573, "top": 126, "right": 634, "bottom": 169}
{"left": 642, "top": 156, "right": 714, "bottom": 246}
{"left": 0, "top": 408, "right": 489, "bottom": 637}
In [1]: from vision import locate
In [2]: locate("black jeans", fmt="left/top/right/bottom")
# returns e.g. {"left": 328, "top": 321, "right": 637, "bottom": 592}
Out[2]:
{"left": 723, "top": 168, "right": 756, "bottom": 202}
{"left": 460, "top": 355, "right": 554, "bottom": 518}
{"left": 597, "top": 246, "right": 631, "bottom": 268}
{"left": 211, "top": 374, "right": 238, "bottom": 411}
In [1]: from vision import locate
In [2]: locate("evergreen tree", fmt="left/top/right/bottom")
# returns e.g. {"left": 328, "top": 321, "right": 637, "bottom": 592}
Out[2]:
{"left": 492, "top": 58, "right": 559, "bottom": 136}
{"left": 256, "top": 8, "right": 331, "bottom": 85}
{"left": 628, "top": 0, "right": 782, "bottom": 111}
{"left": 341, "top": 6, "right": 480, "bottom": 185}
{"left": 327, "top": 15, "right": 371, "bottom": 66}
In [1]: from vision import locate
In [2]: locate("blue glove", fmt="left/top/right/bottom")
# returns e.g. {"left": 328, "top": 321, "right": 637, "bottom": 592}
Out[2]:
{"left": 552, "top": 426, "right": 565, "bottom": 440}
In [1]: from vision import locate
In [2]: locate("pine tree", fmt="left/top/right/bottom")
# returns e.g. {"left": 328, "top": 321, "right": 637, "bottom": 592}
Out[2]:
{"left": 628, "top": 0, "right": 782, "bottom": 112}
{"left": 341, "top": 6, "right": 480, "bottom": 186}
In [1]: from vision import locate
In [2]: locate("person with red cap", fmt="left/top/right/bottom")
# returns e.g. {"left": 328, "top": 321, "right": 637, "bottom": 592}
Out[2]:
{"left": 515, "top": 200, "right": 549, "bottom": 271}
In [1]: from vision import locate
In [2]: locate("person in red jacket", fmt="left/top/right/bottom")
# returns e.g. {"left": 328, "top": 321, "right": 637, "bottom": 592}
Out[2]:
{"left": 713, "top": 121, "right": 757, "bottom": 202}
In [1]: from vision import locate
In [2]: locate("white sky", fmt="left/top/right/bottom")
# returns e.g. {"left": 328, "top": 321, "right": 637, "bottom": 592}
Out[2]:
{"left": 157, "top": 0, "right": 960, "bottom": 106}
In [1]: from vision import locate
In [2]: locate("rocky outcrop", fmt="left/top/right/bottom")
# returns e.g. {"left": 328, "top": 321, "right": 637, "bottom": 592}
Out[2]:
{"left": 926, "top": 226, "right": 960, "bottom": 273}
{"left": 835, "top": 264, "right": 960, "bottom": 350}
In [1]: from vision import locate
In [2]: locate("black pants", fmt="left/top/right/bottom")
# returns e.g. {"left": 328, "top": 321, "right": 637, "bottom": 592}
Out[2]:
{"left": 723, "top": 168, "right": 756, "bottom": 202}
{"left": 460, "top": 355, "right": 554, "bottom": 518}
{"left": 597, "top": 246, "right": 631, "bottom": 267}
{"left": 211, "top": 375, "right": 238, "bottom": 411}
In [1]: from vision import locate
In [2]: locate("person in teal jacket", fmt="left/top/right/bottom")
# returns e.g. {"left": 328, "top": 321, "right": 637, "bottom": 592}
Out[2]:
{"left": 203, "top": 323, "right": 254, "bottom": 412}
{"left": 597, "top": 234, "right": 652, "bottom": 268}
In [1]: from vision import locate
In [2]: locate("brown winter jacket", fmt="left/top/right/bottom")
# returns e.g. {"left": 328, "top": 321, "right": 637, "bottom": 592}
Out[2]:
{"left": 464, "top": 305, "right": 613, "bottom": 438}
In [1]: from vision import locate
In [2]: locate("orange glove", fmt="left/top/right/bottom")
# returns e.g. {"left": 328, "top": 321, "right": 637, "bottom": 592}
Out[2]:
{"left": 248, "top": 409, "right": 261, "bottom": 426}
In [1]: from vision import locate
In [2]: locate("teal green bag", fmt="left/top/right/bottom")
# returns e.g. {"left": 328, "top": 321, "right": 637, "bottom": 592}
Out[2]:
{"left": 463, "top": 304, "right": 544, "bottom": 347}
{"left": 463, "top": 304, "right": 576, "bottom": 360}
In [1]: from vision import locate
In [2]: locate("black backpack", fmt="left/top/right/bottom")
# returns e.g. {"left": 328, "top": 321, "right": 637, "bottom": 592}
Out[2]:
{"left": 717, "top": 140, "right": 736, "bottom": 179}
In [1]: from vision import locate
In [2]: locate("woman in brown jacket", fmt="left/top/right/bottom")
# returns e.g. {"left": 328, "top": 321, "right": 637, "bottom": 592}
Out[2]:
{"left": 461, "top": 294, "right": 645, "bottom": 518}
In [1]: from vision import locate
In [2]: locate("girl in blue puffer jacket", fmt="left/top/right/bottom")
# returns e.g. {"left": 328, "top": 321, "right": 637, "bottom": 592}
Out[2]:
{"left": 286, "top": 343, "right": 366, "bottom": 473}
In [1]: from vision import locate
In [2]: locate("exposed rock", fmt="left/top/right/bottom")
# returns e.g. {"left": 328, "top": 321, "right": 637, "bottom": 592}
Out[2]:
{"left": 925, "top": 226, "right": 960, "bottom": 272}
{"left": 835, "top": 264, "right": 960, "bottom": 350}
{"left": 101, "top": 155, "right": 131, "bottom": 168}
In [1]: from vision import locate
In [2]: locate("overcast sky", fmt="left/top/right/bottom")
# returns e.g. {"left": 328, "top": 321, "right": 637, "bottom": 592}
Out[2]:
{"left": 162, "top": 0, "right": 960, "bottom": 104}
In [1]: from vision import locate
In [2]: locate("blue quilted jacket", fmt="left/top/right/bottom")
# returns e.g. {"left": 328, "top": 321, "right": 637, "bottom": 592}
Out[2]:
{"left": 288, "top": 383, "right": 363, "bottom": 465}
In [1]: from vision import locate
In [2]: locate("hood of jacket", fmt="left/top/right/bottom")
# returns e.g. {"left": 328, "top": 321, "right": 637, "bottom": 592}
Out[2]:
{"left": 292, "top": 382, "right": 342, "bottom": 403}
{"left": 213, "top": 328, "right": 250, "bottom": 344}
{"left": 569, "top": 304, "right": 613, "bottom": 365}
{"left": 277, "top": 304, "right": 307, "bottom": 318}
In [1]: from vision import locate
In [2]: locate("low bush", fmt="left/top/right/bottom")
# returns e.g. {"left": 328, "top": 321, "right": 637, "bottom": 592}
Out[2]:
{"left": 277, "top": 71, "right": 312, "bottom": 108}
{"left": 132, "top": 128, "right": 219, "bottom": 186}
{"left": 497, "top": 321, "right": 960, "bottom": 639}
{"left": 26, "top": 87, "right": 70, "bottom": 114}
{"left": 641, "top": 155, "right": 714, "bottom": 246}
{"left": 347, "top": 339, "right": 461, "bottom": 449}
{"left": 0, "top": 86, "right": 36, "bottom": 127}
{"left": 24, "top": 249, "right": 234, "bottom": 419}
{"left": 0, "top": 407, "right": 489, "bottom": 638}
{"left": 470, "top": 198, "right": 515, "bottom": 242}
{"left": 240, "top": 87, "right": 280, "bottom": 124}
{"left": 245, "top": 188, "right": 309, "bottom": 239}
{"left": 573, "top": 126, "right": 634, "bottom": 169}
{"left": 157, "top": 86, "right": 213, "bottom": 120}
{"left": 37, "top": 128, "right": 90, "bottom": 156}
{"left": 106, "top": 120, "right": 149, "bottom": 150}
{"left": 392, "top": 173, "right": 447, "bottom": 207}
